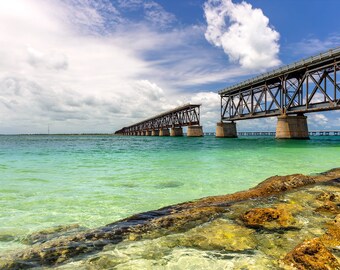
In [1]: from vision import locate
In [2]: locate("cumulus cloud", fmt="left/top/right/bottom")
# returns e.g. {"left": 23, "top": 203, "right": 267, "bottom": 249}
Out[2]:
{"left": 188, "top": 92, "right": 220, "bottom": 130}
{"left": 0, "top": 0, "right": 289, "bottom": 134}
{"left": 204, "top": 0, "right": 281, "bottom": 70}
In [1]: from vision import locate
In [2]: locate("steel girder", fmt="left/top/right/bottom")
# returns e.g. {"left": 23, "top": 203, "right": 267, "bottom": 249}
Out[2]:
{"left": 221, "top": 60, "right": 340, "bottom": 121}
{"left": 115, "top": 104, "right": 200, "bottom": 134}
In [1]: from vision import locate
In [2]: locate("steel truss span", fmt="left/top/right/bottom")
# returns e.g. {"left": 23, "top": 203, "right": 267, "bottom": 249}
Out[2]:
{"left": 115, "top": 104, "right": 201, "bottom": 134}
{"left": 220, "top": 48, "right": 340, "bottom": 121}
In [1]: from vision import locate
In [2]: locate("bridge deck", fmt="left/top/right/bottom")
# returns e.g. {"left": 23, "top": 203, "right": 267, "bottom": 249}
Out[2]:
{"left": 115, "top": 104, "right": 201, "bottom": 135}
{"left": 219, "top": 47, "right": 340, "bottom": 121}
{"left": 219, "top": 47, "right": 340, "bottom": 95}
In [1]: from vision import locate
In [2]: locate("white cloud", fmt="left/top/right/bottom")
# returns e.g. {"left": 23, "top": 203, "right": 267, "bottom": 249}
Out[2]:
{"left": 188, "top": 92, "right": 220, "bottom": 130}
{"left": 27, "top": 47, "right": 68, "bottom": 70}
{"left": 5, "top": 0, "right": 329, "bottom": 134}
{"left": 117, "top": 0, "right": 143, "bottom": 9}
{"left": 204, "top": 0, "right": 281, "bottom": 70}
{"left": 143, "top": 1, "right": 176, "bottom": 29}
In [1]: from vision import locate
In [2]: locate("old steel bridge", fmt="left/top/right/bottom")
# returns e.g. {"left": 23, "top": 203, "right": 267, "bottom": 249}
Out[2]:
{"left": 115, "top": 104, "right": 203, "bottom": 137}
{"left": 217, "top": 47, "right": 340, "bottom": 139}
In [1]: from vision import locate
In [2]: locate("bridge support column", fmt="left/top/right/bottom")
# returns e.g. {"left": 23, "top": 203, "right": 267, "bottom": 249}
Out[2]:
{"left": 170, "top": 127, "right": 183, "bottom": 137}
{"left": 216, "top": 122, "right": 237, "bottom": 138}
{"left": 159, "top": 128, "right": 170, "bottom": 136}
{"left": 145, "top": 130, "right": 151, "bottom": 136}
{"left": 187, "top": 126, "right": 203, "bottom": 137}
{"left": 276, "top": 114, "right": 309, "bottom": 139}
{"left": 151, "top": 130, "right": 159, "bottom": 136}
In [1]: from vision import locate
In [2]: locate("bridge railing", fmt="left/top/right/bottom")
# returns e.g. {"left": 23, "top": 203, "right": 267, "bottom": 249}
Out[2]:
{"left": 219, "top": 47, "right": 340, "bottom": 121}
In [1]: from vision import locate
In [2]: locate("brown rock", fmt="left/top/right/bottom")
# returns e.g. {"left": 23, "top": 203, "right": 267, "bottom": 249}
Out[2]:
{"left": 282, "top": 238, "right": 340, "bottom": 270}
{"left": 316, "top": 192, "right": 340, "bottom": 202}
{"left": 241, "top": 206, "right": 297, "bottom": 230}
{"left": 320, "top": 215, "right": 340, "bottom": 249}
{"left": 315, "top": 201, "right": 339, "bottom": 215}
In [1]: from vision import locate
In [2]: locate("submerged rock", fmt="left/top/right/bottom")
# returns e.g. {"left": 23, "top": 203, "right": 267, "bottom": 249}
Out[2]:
{"left": 21, "top": 224, "right": 86, "bottom": 245}
{"left": 1, "top": 168, "right": 340, "bottom": 269}
{"left": 0, "top": 235, "right": 16, "bottom": 242}
{"left": 179, "top": 219, "right": 256, "bottom": 251}
{"left": 241, "top": 206, "right": 298, "bottom": 230}
{"left": 315, "top": 201, "right": 340, "bottom": 215}
{"left": 282, "top": 238, "right": 340, "bottom": 270}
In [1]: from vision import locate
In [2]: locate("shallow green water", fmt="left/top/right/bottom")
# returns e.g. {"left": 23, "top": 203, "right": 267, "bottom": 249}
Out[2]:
{"left": 0, "top": 135, "right": 339, "bottom": 253}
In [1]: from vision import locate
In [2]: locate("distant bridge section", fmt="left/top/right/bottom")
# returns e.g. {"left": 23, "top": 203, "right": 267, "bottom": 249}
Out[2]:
{"left": 217, "top": 47, "right": 340, "bottom": 139}
{"left": 115, "top": 104, "right": 203, "bottom": 137}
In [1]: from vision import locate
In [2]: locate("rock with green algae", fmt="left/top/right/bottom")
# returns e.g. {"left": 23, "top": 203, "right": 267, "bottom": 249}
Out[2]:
{"left": 177, "top": 218, "right": 257, "bottom": 251}
{"left": 21, "top": 224, "right": 86, "bottom": 245}
{"left": 282, "top": 238, "right": 340, "bottom": 270}
{"left": 240, "top": 205, "right": 298, "bottom": 230}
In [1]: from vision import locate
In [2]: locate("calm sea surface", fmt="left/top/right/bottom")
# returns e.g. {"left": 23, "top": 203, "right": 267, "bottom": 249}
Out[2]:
{"left": 0, "top": 135, "right": 339, "bottom": 252}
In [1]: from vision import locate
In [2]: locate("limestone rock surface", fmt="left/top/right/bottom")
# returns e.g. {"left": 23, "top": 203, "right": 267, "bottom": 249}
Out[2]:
{"left": 282, "top": 238, "right": 340, "bottom": 270}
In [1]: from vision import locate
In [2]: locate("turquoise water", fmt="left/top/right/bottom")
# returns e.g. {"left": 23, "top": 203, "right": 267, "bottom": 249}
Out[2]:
{"left": 0, "top": 135, "right": 339, "bottom": 253}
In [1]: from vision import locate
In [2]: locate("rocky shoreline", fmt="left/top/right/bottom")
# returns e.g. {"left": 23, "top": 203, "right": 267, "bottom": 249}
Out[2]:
{"left": 1, "top": 168, "right": 340, "bottom": 269}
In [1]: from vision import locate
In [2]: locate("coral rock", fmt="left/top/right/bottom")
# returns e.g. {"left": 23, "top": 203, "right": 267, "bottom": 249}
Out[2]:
{"left": 282, "top": 238, "right": 340, "bottom": 270}
{"left": 241, "top": 206, "right": 297, "bottom": 230}
{"left": 315, "top": 201, "right": 339, "bottom": 215}
{"left": 320, "top": 215, "right": 340, "bottom": 249}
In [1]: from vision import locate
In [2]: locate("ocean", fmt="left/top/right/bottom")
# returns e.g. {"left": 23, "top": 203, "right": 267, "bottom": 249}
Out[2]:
{"left": 0, "top": 135, "right": 339, "bottom": 254}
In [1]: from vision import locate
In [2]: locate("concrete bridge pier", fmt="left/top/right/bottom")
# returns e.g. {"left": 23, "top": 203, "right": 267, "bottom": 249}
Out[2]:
{"left": 170, "top": 127, "right": 183, "bottom": 136}
{"left": 145, "top": 130, "right": 151, "bottom": 136}
{"left": 216, "top": 122, "right": 237, "bottom": 138}
{"left": 276, "top": 114, "right": 309, "bottom": 139}
{"left": 187, "top": 125, "right": 203, "bottom": 137}
{"left": 151, "top": 129, "right": 159, "bottom": 136}
{"left": 159, "top": 128, "right": 170, "bottom": 136}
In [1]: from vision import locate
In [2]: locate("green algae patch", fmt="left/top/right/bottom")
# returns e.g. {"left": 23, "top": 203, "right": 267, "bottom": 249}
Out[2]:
{"left": 179, "top": 219, "right": 256, "bottom": 251}
{"left": 21, "top": 224, "right": 86, "bottom": 245}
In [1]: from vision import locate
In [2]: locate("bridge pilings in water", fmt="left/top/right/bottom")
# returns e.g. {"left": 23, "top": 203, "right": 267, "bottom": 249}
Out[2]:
{"left": 170, "top": 127, "right": 183, "bottom": 137}
{"left": 216, "top": 114, "right": 310, "bottom": 139}
{"left": 151, "top": 130, "right": 159, "bottom": 136}
{"left": 187, "top": 126, "right": 204, "bottom": 137}
{"left": 216, "top": 122, "right": 237, "bottom": 138}
{"left": 275, "top": 114, "right": 309, "bottom": 139}
{"left": 159, "top": 128, "right": 170, "bottom": 136}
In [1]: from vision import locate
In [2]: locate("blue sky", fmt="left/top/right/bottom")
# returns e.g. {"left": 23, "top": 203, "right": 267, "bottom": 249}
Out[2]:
{"left": 0, "top": 0, "right": 339, "bottom": 133}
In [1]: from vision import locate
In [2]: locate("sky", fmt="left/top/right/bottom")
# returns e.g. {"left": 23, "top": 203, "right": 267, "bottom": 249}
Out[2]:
{"left": 0, "top": 0, "right": 339, "bottom": 134}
